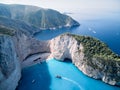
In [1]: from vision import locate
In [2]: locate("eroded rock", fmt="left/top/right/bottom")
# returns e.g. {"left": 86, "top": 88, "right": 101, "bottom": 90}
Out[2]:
{"left": 50, "top": 34, "right": 120, "bottom": 86}
{"left": 0, "top": 35, "right": 21, "bottom": 90}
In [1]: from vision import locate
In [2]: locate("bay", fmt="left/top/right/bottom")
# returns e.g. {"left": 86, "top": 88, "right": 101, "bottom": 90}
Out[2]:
{"left": 17, "top": 59, "right": 120, "bottom": 90}
{"left": 34, "top": 11, "right": 120, "bottom": 55}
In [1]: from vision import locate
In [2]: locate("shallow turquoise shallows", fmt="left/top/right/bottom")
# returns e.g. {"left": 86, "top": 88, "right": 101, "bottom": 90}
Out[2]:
{"left": 17, "top": 59, "right": 120, "bottom": 90}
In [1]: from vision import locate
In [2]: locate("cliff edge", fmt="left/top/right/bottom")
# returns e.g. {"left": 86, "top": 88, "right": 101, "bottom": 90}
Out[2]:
{"left": 0, "top": 35, "right": 21, "bottom": 90}
{"left": 0, "top": 25, "right": 50, "bottom": 90}
{"left": 0, "top": 26, "right": 120, "bottom": 89}
{"left": 50, "top": 33, "right": 120, "bottom": 86}
{"left": 0, "top": 3, "right": 80, "bottom": 33}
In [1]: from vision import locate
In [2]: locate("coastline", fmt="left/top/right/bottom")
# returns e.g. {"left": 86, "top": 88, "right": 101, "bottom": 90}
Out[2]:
{"left": 21, "top": 53, "right": 52, "bottom": 68}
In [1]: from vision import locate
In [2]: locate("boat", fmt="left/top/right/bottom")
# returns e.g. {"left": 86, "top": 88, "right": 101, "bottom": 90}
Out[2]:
{"left": 56, "top": 75, "right": 62, "bottom": 79}
{"left": 32, "top": 79, "right": 35, "bottom": 83}
{"left": 33, "top": 57, "right": 41, "bottom": 62}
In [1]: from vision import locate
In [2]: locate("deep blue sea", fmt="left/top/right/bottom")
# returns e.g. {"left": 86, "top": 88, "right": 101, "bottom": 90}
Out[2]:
{"left": 35, "top": 11, "right": 120, "bottom": 55}
{"left": 17, "top": 59, "right": 120, "bottom": 90}
{"left": 17, "top": 11, "right": 120, "bottom": 90}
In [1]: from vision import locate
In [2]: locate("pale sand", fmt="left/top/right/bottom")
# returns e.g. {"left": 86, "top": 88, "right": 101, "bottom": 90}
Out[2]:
{"left": 21, "top": 53, "right": 52, "bottom": 68}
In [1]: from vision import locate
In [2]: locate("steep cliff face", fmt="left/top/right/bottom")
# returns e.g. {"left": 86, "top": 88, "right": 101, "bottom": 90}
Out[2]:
{"left": 0, "top": 16, "right": 41, "bottom": 36}
{"left": 0, "top": 3, "right": 80, "bottom": 31}
{"left": 0, "top": 35, "right": 21, "bottom": 90}
{"left": 0, "top": 24, "right": 120, "bottom": 88}
{"left": 0, "top": 25, "right": 50, "bottom": 61}
{"left": 50, "top": 34, "right": 120, "bottom": 86}
{"left": 0, "top": 26, "right": 50, "bottom": 90}
{"left": 13, "top": 30, "right": 50, "bottom": 61}
{"left": 50, "top": 34, "right": 83, "bottom": 61}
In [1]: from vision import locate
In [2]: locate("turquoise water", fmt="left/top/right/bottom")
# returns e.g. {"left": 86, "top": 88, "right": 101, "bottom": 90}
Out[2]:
{"left": 17, "top": 59, "right": 120, "bottom": 90}
{"left": 18, "top": 9, "right": 120, "bottom": 90}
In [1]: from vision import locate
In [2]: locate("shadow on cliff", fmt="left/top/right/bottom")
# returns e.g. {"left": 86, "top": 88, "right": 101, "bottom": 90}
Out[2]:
{"left": 16, "top": 62, "right": 51, "bottom": 90}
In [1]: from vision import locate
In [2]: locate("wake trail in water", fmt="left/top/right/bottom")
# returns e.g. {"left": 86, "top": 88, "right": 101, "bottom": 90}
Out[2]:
{"left": 62, "top": 77, "right": 82, "bottom": 90}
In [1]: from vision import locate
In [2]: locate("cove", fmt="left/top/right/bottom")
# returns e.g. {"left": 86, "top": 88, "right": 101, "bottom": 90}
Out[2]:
{"left": 17, "top": 58, "right": 120, "bottom": 90}
{"left": 34, "top": 11, "right": 120, "bottom": 55}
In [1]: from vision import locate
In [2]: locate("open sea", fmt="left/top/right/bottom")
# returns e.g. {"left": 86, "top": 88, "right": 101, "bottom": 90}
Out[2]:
{"left": 35, "top": 11, "right": 120, "bottom": 55}
{"left": 17, "top": 10, "right": 120, "bottom": 90}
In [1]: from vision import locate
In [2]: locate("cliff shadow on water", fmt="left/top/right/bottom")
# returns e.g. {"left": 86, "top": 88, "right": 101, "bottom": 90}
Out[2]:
{"left": 64, "top": 58, "right": 72, "bottom": 63}
{"left": 16, "top": 62, "right": 51, "bottom": 90}
{"left": 34, "top": 26, "right": 79, "bottom": 41}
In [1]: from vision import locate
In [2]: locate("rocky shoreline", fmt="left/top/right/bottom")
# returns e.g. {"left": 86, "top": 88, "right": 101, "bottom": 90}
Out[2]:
{"left": 0, "top": 30, "right": 120, "bottom": 90}
{"left": 49, "top": 34, "right": 120, "bottom": 86}
{"left": 20, "top": 33, "right": 120, "bottom": 87}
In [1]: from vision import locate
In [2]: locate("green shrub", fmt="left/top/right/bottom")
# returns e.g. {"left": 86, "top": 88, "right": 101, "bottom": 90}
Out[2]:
{"left": 72, "top": 34, "right": 120, "bottom": 61}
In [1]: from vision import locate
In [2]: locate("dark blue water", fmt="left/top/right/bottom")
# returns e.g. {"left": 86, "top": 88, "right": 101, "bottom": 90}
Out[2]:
{"left": 34, "top": 12, "right": 120, "bottom": 55}
{"left": 17, "top": 59, "right": 120, "bottom": 90}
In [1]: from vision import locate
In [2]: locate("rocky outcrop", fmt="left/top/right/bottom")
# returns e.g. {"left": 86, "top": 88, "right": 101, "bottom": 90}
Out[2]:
{"left": 0, "top": 25, "right": 120, "bottom": 89}
{"left": 0, "top": 3, "right": 80, "bottom": 33}
{"left": 0, "top": 26, "right": 50, "bottom": 90}
{"left": 50, "top": 34, "right": 120, "bottom": 86}
{"left": 13, "top": 30, "right": 50, "bottom": 61}
{"left": 0, "top": 16, "right": 41, "bottom": 36}
{"left": 0, "top": 35, "right": 21, "bottom": 90}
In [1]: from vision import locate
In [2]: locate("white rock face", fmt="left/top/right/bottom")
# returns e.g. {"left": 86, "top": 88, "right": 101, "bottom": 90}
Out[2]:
{"left": 13, "top": 31, "right": 50, "bottom": 61}
{"left": 0, "top": 30, "right": 51, "bottom": 90}
{"left": 50, "top": 34, "right": 120, "bottom": 86}
{"left": 50, "top": 34, "right": 84, "bottom": 62}
{"left": 0, "top": 31, "right": 120, "bottom": 89}
{"left": 0, "top": 35, "right": 21, "bottom": 90}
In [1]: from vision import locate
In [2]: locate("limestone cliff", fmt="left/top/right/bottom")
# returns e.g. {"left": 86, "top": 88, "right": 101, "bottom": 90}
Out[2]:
{"left": 0, "top": 3, "right": 80, "bottom": 32}
{"left": 0, "top": 26, "right": 50, "bottom": 90}
{"left": 0, "top": 24, "right": 120, "bottom": 89}
{"left": 50, "top": 33, "right": 120, "bottom": 86}
{"left": 0, "top": 35, "right": 21, "bottom": 90}
{"left": 13, "top": 30, "right": 50, "bottom": 61}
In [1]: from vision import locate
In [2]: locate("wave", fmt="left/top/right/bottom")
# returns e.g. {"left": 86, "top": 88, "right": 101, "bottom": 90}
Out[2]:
{"left": 62, "top": 77, "right": 82, "bottom": 90}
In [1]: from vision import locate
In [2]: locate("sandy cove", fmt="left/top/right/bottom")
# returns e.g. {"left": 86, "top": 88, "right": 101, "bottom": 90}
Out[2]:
{"left": 21, "top": 52, "right": 53, "bottom": 68}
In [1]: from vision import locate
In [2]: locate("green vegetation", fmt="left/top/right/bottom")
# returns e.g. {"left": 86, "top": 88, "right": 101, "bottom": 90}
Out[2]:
{"left": 0, "top": 26, "right": 15, "bottom": 36}
{"left": 72, "top": 34, "right": 120, "bottom": 61}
